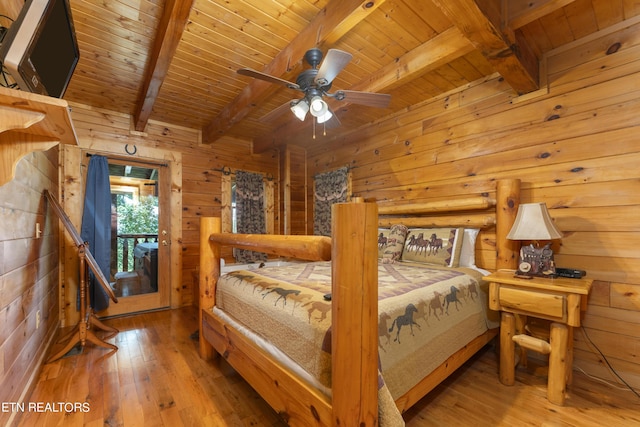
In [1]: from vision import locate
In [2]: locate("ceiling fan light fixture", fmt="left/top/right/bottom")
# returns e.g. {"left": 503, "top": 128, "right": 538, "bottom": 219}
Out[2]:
{"left": 309, "top": 96, "right": 328, "bottom": 117}
{"left": 290, "top": 99, "right": 309, "bottom": 121}
{"left": 316, "top": 110, "right": 332, "bottom": 124}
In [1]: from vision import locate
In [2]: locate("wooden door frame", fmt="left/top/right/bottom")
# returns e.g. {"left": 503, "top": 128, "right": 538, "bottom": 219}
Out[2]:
{"left": 60, "top": 144, "right": 182, "bottom": 326}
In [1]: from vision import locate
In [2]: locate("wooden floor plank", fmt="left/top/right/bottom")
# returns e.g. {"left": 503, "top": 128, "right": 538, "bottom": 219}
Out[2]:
{"left": 16, "top": 306, "right": 640, "bottom": 426}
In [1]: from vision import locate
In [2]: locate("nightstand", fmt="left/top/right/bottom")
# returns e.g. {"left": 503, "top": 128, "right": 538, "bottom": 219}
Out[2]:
{"left": 486, "top": 270, "right": 593, "bottom": 405}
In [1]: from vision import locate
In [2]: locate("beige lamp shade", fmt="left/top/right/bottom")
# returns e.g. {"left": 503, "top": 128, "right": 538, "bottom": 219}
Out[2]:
{"left": 507, "top": 202, "right": 563, "bottom": 240}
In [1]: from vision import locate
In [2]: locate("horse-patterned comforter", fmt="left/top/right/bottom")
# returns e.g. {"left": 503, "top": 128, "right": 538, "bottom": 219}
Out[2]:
{"left": 215, "top": 260, "right": 491, "bottom": 418}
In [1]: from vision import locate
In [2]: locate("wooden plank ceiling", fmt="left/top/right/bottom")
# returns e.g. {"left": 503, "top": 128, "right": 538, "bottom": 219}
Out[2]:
{"left": 60, "top": 0, "right": 640, "bottom": 151}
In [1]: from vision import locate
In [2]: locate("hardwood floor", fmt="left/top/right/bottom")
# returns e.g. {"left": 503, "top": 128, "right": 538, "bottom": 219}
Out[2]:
{"left": 17, "top": 307, "right": 639, "bottom": 426}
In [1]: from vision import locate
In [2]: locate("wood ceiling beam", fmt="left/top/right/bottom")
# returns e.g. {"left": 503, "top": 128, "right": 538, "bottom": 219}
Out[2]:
{"left": 133, "top": 0, "right": 195, "bottom": 132}
{"left": 201, "top": 0, "right": 387, "bottom": 145}
{"left": 252, "top": 27, "right": 476, "bottom": 153}
{"left": 351, "top": 26, "right": 475, "bottom": 93}
{"left": 430, "top": 0, "right": 539, "bottom": 96}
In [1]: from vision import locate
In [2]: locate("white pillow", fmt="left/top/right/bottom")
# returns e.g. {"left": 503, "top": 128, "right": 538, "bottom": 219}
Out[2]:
{"left": 459, "top": 228, "right": 480, "bottom": 268}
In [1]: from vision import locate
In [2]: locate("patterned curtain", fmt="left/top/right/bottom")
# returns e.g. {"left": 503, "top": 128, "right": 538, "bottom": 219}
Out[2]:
{"left": 314, "top": 166, "right": 349, "bottom": 236}
{"left": 234, "top": 170, "right": 268, "bottom": 263}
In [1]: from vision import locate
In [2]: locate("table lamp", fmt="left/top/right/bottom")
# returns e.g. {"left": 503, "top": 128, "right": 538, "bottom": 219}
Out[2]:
{"left": 507, "top": 202, "right": 563, "bottom": 278}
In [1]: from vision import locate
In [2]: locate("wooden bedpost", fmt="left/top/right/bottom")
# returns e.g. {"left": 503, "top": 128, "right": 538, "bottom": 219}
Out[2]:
{"left": 495, "top": 179, "right": 521, "bottom": 270}
{"left": 331, "top": 200, "right": 379, "bottom": 427}
{"left": 199, "top": 217, "right": 221, "bottom": 360}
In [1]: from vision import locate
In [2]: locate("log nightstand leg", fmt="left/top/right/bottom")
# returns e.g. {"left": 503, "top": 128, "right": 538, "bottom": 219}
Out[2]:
{"left": 566, "top": 326, "right": 574, "bottom": 386}
{"left": 548, "top": 322, "right": 569, "bottom": 405}
{"left": 500, "top": 312, "right": 516, "bottom": 386}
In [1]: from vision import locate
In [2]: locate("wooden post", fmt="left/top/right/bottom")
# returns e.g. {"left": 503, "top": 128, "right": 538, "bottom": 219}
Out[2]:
{"left": 199, "top": 217, "right": 221, "bottom": 360}
{"left": 496, "top": 179, "right": 520, "bottom": 270}
{"left": 548, "top": 323, "right": 569, "bottom": 405}
{"left": 331, "top": 201, "right": 378, "bottom": 427}
{"left": 499, "top": 312, "right": 516, "bottom": 386}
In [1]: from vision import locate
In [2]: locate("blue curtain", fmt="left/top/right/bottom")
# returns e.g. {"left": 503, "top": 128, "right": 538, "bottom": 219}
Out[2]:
{"left": 80, "top": 155, "right": 112, "bottom": 312}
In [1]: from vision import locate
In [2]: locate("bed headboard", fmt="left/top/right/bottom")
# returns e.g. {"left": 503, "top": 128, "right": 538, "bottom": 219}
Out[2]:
{"left": 376, "top": 179, "right": 521, "bottom": 271}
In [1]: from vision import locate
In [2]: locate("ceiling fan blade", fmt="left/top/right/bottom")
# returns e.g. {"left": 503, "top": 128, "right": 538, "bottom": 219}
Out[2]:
{"left": 237, "top": 68, "right": 300, "bottom": 90}
{"left": 259, "top": 100, "right": 297, "bottom": 123}
{"left": 337, "top": 90, "right": 391, "bottom": 108}
{"left": 315, "top": 49, "right": 353, "bottom": 86}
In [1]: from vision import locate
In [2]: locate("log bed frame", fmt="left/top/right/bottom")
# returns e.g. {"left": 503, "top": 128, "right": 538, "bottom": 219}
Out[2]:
{"left": 198, "top": 179, "right": 520, "bottom": 426}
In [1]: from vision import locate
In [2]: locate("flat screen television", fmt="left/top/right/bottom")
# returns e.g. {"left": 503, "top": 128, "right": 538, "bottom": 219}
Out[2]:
{"left": 0, "top": 0, "right": 79, "bottom": 98}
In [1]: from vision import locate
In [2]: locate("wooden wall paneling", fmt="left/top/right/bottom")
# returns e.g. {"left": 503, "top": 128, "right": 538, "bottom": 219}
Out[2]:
{"left": 182, "top": 192, "right": 215, "bottom": 222}
{"left": 283, "top": 145, "right": 306, "bottom": 235}
{"left": 575, "top": 326, "right": 640, "bottom": 369}
{"left": 265, "top": 180, "right": 275, "bottom": 235}
{"left": 0, "top": 147, "right": 59, "bottom": 427}
{"left": 219, "top": 172, "right": 232, "bottom": 265}
{"left": 578, "top": 305, "right": 640, "bottom": 388}
{"left": 61, "top": 146, "right": 83, "bottom": 327}
{"left": 573, "top": 347, "right": 640, "bottom": 391}
{"left": 281, "top": 148, "right": 291, "bottom": 235}
{"left": 549, "top": 204, "right": 640, "bottom": 233}
{"left": 548, "top": 26, "right": 640, "bottom": 82}
{"left": 350, "top": 76, "right": 640, "bottom": 202}
{"left": 583, "top": 305, "right": 640, "bottom": 337}
{"left": 610, "top": 283, "right": 640, "bottom": 311}
{"left": 420, "top": 87, "right": 638, "bottom": 167}
{"left": 554, "top": 253, "right": 639, "bottom": 285}
{"left": 163, "top": 157, "right": 180, "bottom": 309}
{"left": 559, "top": 231, "right": 640, "bottom": 259}
{"left": 528, "top": 178, "right": 640, "bottom": 209}
{"left": 549, "top": 45, "right": 640, "bottom": 95}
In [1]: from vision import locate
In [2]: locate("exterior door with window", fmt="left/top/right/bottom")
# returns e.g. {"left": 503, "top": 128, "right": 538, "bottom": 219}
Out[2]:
{"left": 98, "top": 158, "right": 171, "bottom": 317}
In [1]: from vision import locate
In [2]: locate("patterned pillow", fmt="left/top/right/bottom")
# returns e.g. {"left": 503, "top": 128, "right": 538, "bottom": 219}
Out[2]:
{"left": 401, "top": 228, "right": 464, "bottom": 267}
{"left": 377, "top": 229, "right": 389, "bottom": 258}
{"left": 378, "top": 224, "right": 408, "bottom": 263}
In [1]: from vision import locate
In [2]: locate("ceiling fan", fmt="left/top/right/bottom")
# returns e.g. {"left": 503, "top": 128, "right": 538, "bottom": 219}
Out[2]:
{"left": 237, "top": 48, "right": 391, "bottom": 129}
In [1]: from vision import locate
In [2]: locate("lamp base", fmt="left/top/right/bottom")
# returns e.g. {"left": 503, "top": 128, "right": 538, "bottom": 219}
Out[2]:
{"left": 516, "top": 243, "right": 557, "bottom": 278}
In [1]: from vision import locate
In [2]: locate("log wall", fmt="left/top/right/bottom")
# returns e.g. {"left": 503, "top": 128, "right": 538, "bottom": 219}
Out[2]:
{"left": 0, "top": 149, "right": 60, "bottom": 426}
{"left": 307, "top": 18, "right": 640, "bottom": 390}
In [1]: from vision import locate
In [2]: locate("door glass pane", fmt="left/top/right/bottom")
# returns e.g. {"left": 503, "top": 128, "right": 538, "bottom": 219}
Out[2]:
{"left": 108, "top": 163, "right": 159, "bottom": 297}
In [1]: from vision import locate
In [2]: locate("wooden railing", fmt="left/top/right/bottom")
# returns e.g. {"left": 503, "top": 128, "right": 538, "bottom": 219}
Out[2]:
{"left": 118, "top": 233, "right": 158, "bottom": 271}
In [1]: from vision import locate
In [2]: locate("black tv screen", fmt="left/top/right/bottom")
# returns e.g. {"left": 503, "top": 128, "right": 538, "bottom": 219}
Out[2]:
{"left": 0, "top": 0, "right": 80, "bottom": 98}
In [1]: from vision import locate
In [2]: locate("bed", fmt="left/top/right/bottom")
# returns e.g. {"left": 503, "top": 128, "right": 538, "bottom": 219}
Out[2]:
{"left": 199, "top": 179, "right": 521, "bottom": 426}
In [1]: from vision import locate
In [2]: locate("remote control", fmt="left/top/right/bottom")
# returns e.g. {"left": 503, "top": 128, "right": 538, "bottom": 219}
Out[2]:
{"left": 555, "top": 268, "right": 586, "bottom": 278}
